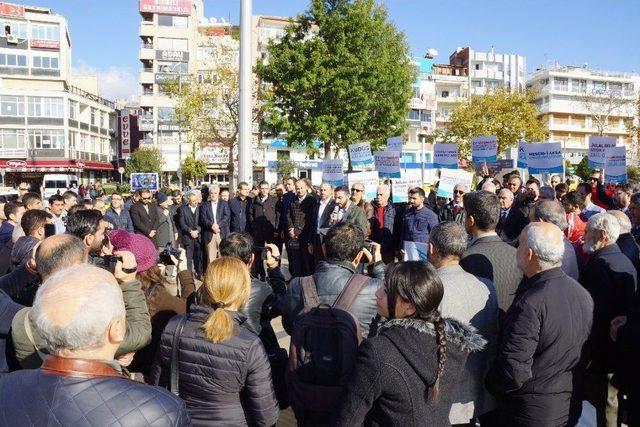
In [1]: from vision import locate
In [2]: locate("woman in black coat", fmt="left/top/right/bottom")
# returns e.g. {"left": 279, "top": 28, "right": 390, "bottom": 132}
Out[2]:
{"left": 150, "top": 257, "right": 279, "bottom": 427}
{"left": 334, "top": 261, "right": 486, "bottom": 427}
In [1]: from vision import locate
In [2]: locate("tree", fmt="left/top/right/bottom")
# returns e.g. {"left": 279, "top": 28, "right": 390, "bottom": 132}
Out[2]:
{"left": 270, "top": 158, "right": 298, "bottom": 179}
{"left": 575, "top": 87, "right": 636, "bottom": 136}
{"left": 433, "top": 89, "right": 547, "bottom": 158}
{"left": 125, "top": 147, "right": 163, "bottom": 175}
{"left": 181, "top": 156, "right": 208, "bottom": 182}
{"left": 574, "top": 156, "right": 593, "bottom": 181}
{"left": 256, "top": 0, "right": 415, "bottom": 162}
{"left": 163, "top": 34, "right": 261, "bottom": 189}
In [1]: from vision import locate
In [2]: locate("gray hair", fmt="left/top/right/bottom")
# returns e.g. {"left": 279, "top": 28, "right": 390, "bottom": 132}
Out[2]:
{"left": 429, "top": 221, "right": 468, "bottom": 259}
{"left": 481, "top": 181, "right": 497, "bottom": 193}
{"left": 539, "top": 186, "right": 555, "bottom": 200}
{"left": 533, "top": 200, "right": 568, "bottom": 231}
{"left": 498, "top": 188, "right": 514, "bottom": 200}
{"left": 32, "top": 264, "right": 125, "bottom": 354}
{"left": 523, "top": 223, "right": 565, "bottom": 267}
{"left": 608, "top": 210, "right": 632, "bottom": 234}
{"left": 587, "top": 212, "right": 621, "bottom": 243}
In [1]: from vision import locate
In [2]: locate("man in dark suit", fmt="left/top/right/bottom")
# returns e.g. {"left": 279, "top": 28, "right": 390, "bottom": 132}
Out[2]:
{"left": 287, "top": 178, "right": 318, "bottom": 278}
{"left": 199, "top": 185, "right": 230, "bottom": 265}
{"left": 610, "top": 209, "right": 640, "bottom": 272}
{"left": 310, "top": 183, "right": 336, "bottom": 266}
{"left": 460, "top": 190, "right": 523, "bottom": 320}
{"left": 329, "top": 185, "right": 367, "bottom": 235}
{"left": 229, "top": 182, "right": 250, "bottom": 233}
{"left": 249, "top": 181, "right": 278, "bottom": 279}
{"left": 497, "top": 187, "right": 529, "bottom": 245}
{"left": 178, "top": 191, "right": 202, "bottom": 276}
{"left": 129, "top": 188, "right": 160, "bottom": 247}
{"left": 580, "top": 212, "right": 637, "bottom": 427}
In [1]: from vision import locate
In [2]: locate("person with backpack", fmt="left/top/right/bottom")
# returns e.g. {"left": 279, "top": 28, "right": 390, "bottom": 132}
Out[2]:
{"left": 150, "top": 257, "right": 279, "bottom": 426}
{"left": 282, "top": 222, "right": 386, "bottom": 425}
{"left": 334, "top": 261, "right": 486, "bottom": 427}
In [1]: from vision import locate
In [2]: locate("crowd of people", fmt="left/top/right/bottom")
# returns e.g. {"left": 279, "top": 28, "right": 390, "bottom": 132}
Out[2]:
{"left": 0, "top": 168, "right": 638, "bottom": 427}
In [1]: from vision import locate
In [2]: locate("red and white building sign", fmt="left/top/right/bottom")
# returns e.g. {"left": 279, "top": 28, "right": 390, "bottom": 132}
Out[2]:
{"left": 30, "top": 39, "right": 60, "bottom": 50}
{"left": 139, "top": 0, "right": 192, "bottom": 16}
{"left": 0, "top": 2, "right": 25, "bottom": 18}
{"left": 0, "top": 159, "right": 113, "bottom": 173}
{"left": 120, "top": 114, "right": 131, "bottom": 158}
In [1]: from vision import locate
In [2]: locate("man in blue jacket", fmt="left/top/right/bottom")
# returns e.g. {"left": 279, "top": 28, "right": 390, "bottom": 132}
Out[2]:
{"left": 401, "top": 187, "right": 438, "bottom": 246}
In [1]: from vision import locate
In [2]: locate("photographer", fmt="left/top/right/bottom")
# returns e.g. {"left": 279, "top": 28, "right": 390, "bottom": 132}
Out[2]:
{"left": 282, "top": 222, "right": 386, "bottom": 338}
{"left": 108, "top": 229, "right": 195, "bottom": 378}
{"left": 11, "top": 233, "right": 152, "bottom": 369}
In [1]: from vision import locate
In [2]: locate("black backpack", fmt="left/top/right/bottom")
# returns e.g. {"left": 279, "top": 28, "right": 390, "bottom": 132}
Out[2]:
{"left": 286, "top": 273, "right": 368, "bottom": 424}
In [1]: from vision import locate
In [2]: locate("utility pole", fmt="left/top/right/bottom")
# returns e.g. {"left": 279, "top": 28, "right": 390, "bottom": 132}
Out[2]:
{"left": 238, "top": 0, "right": 253, "bottom": 186}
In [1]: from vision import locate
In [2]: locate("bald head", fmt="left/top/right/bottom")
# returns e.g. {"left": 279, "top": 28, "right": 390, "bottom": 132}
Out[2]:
{"left": 36, "top": 234, "right": 87, "bottom": 280}
{"left": 32, "top": 264, "right": 125, "bottom": 356}
{"left": 517, "top": 222, "right": 565, "bottom": 276}
{"left": 375, "top": 185, "right": 390, "bottom": 205}
{"left": 608, "top": 210, "right": 632, "bottom": 234}
{"left": 481, "top": 181, "right": 497, "bottom": 194}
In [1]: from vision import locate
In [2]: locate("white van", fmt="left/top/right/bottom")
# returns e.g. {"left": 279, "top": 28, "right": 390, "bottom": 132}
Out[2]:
{"left": 42, "top": 174, "right": 79, "bottom": 199}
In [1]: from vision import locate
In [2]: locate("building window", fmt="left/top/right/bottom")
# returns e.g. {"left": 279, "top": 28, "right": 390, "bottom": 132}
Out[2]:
{"left": 471, "top": 80, "right": 482, "bottom": 88}
{"left": 157, "top": 107, "right": 176, "bottom": 122}
{"left": 69, "top": 100, "right": 78, "bottom": 119}
{"left": 157, "top": 37, "right": 188, "bottom": 51}
{"left": 407, "top": 109, "right": 420, "bottom": 121}
{"left": 420, "top": 112, "right": 431, "bottom": 122}
{"left": 0, "top": 95, "right": 24, "bottom": 116}
{"left": 32, "top": 54, "right": 60, "bottom": 69}
{"left": 91, "top": 108, "right": 98, "bottom": 126}
{"left": 80, "top": 133, "right": 90, "bottom": 151}
{"left": 101, "top": 112, "right": 107, "bottom": 128}
{"left": 27, "top": 97, "right": 64, "bottom": 117}
{"left": 30, "top": 23, "right": 60, "bottom": 41}
{"left": 593, "top": 81, "right": 606, "bottom": 92}
{"left": 29, "top": 129, "right": 64, "bottom": 149}
{"left": 0, "top": 52, "right": 27, "bottom": 67}
{"left": 475, "top": 64, "right": 480, "bottom": 70}
{"left": 623, "top": 83, "right": 634, "bottom": 95}
{"left": 571, "top": 79, "right": 586, "bottom": 93}
{"left": 2, "top": 20, "right": 27, "bottom": 38}
{"left": 157, "top": 61, "right": 187, "bottom": 74}
{"left": 158, "top": 15, "right": 188, "bottom": 28}
{"left": 553, "top": 77, "right": 568, "bottom": 91}
{"left": 441, "top": 90, "right": 449, "bottom": 98}
{"left": 0, "top": 129, "right": 26, "bottom": 149}
{"left": 609, "top": 83, "right": 622, "bottom": 94}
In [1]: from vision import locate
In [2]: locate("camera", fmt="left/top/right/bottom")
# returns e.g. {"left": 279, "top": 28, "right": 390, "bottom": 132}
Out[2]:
{"left": 90, "top": 254, "right": 122, "bottom": 274}
{"left": 255, "top": 246, "right": 279, "bottom": 261}
{"left": 158, "top": 244, "right": 181, "bottom": 266}
{"left": 363, "top": 240, "right": 373, "bottom": 253}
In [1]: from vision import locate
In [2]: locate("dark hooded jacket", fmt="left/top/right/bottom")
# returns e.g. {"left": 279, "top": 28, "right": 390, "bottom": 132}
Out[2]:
{"left": 10, "top": 236, "right": 39, "bottom": 270}
{"left": 334, "top": 317, "right": 485, "bottom": 427}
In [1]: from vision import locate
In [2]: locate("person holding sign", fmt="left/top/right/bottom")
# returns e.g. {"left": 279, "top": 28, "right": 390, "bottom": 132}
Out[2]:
{"left": 401, "top": 187, "right": 438, "bottom": 248}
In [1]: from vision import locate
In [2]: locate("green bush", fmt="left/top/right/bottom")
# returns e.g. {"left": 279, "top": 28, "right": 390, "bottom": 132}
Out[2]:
{"left": 160, "top": 186, "right": 173, "bottom": 196}
{"left": 117, "top": 183, "right": 131, "bottom": 194}
{"left": 102, "top": 182, "right": 118, "bottom": 195}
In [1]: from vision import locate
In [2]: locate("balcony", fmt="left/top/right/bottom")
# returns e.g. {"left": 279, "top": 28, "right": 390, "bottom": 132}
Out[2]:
{"left": 0, "top": 147, "right": 28, "bottom": 158}
{"left": 139, "top": 45, "right": 155, "bottom": 60}
{"left": 139, "top": 68, "right": 154, "bottom": 84}
{"left": 139, "top": 21, "right": 156, "bottom": 37}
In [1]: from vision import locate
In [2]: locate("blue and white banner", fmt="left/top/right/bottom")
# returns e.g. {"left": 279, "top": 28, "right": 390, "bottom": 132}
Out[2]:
{"left": 322, "top": 159, "right": 345, "bottom": 186}
{"left": 437, "top": 169, "right": 473, "bottom": 199}
{"left": 472, "top": 136, "right": 497, "bottom": 162}
{"left": 433, "top": 144, "right": 458, "bottom": 169}
{"left": 374, "top": 151, "right": 401, "bottom": 178}
{"left": 347, "top": 171, "right": 379, "bottom": 201}
{"left": 348, "top": 142, "right": 374, "bottom": 167}
{"left": 589, "top": 136, "right": 617, "bottom": 169}
{"left": 391, "top": 178, "right": 422, "bottom": 203}
{"left": 403, "top": 241, "right": 428, "bottom": 261}
{"left": 605, "top": 146, "right": 627, "bottom": 183}
{"left": 517, "top": 141, "right": 528, "bottom": 168}
{"left": 526, "top": 142, "right": 564, "bottom": 175}
{"left": 386, "top": 136, "right": 403, "bottom": 153}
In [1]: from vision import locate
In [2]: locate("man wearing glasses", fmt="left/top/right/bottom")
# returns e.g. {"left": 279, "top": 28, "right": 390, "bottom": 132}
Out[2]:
{"left": 350, "top": 182, "right": 374, "bottom": 238}
{"left": 17, "top": 183, "right": 30, "bottom": 200}
{"left": 129, "top": 188, "right": 159, "bottom": 247}
{"left": 437, "top": 184, "right": 467, "bottom": 224}
{"left": 104, "top": 193, "right": 134, "bottom": 232}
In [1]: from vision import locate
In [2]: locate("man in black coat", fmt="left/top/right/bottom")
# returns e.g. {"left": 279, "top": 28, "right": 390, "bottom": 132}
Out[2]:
{"left": 610, "top": 210, "right": 640, "bottom": 273}
{"left": 310, "top": 183, "right": 335, "bottom": 266}
{"left": 287, "top": 179, "right": 318, "bottom": 278}
{"left": 460, "top": 191, "right": 523, "bottom": 320}
{"left": 487, "top": 223, "right": 593, "bottom": 426}
{"left": 199, "top": 185, "right": 230, "bottom": 265}
{"left": 529, "top": 199, "right": 580, "bottom": 281}
{"left": 249, "top": 181, "right": 279, "bottom": 279}
{"left": 128, "top": 189, "right": 160, "bottom": 247}
{"left": 580, "top": 212, "right": 637, "bottom": 427}
{"left": 229, "top": 182, "right": 251, "bottom": 233}
{"left": 0, "top": 264, "right": 190, "bottom": 425}
{"left": 178, "top": 191, "right": 202, "bottom": 277}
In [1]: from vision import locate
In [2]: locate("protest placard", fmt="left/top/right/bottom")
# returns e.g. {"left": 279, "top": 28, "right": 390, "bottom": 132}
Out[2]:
{"left": 472, "top": 136, "right": 498, "bottom": 162}
{"left": 433, "top": 144, "right": 458, "bottom": 169}
{"left": 322, "top": 159, "right": 345, "bottom": 186}
{"left": 437, "top": 169, "right": 473, "bottom": 199}
{"left": 525, "top": 142, "right": 563, "bottom": 175}
{"left": 386, "top": 136, "right": 403, "bottom": 153}
{"left": 517, "top": 141, "right": 528, "bottom": 168}
{"left": 347, "top": 170, "right": 379, "bottom": 200}
{"left": 390, "top": 178, "right": 422, "bottom": 203}
{"left": 374, "top": 151, "right": 401, "bottom": 178}
{"left": 589, "top": 136, "right": 617, "bottom": 169}
{"left": 605, "top": 146, "right": 627, "bottom": 183}
{"left": 130, "top": 173, "right": 159, "bottom": 191}
{"left": 348, "top": 142, "right": 374, "bottom": 167}
{"left": 403, "top": 241, "right": 428, "bottom": 261}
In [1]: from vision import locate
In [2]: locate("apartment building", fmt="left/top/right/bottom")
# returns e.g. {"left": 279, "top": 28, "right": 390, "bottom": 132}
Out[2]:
{"left": 450, "top": 46, "right": 526, "bottom": 95}
{"left": 527, "top": 65, "right": 639, "bottom": 160}
{"left": 0, "top": 3, "right": 116, "bottom": 188}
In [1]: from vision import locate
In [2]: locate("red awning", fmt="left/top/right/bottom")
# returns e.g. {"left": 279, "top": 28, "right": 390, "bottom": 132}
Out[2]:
{"left": 0, "top": 159, "right": 114, "bottom": 172}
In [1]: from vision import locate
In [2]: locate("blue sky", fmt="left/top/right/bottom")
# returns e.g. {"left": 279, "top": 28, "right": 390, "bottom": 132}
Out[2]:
{"left": 21, "top": 0, "right": 640, "bottom": 99}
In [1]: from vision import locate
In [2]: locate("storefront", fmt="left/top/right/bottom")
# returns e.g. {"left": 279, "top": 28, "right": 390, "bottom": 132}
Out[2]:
{"left": 0, "top": 159, "right": 114, "bottom": 191}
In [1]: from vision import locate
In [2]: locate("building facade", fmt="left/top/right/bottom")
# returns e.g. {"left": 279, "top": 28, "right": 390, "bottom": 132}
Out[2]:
{"left": 0, "top": 3, "right": 116, "bottom": 189}
{"left": 527, "top": 66, "right": 639, "bottom": 161}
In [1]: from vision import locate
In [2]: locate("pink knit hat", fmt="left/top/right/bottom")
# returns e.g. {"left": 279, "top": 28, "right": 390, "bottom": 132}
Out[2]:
{"left": 108, "top": 229, "right": 157, "bottom": 272}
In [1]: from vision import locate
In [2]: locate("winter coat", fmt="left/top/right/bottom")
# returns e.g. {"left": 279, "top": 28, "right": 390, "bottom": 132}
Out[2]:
{"left": 249, "top": 196, "right": 279, "bottom": 245}
{"left": 334, "top": 317, "right": 485, "bottom": 427}
{"left": 0, "top": 290, "right": 22, "bottom": 376}
{"left": 282, "top": 260, "right": 386, "bottom": 338}
{"left": 287, "top": 195, "right": 318, "bottom": 242}
{"left": 617, "top": 232, "right": 640, "bottom": 273}
{"left": 437, "top": 264, "right": 499, "bottom": 423}
{"left": 10, "top": 236, "right": 39, "bottom": 270}
{"left": 437, "top": 201, "right": 466, "bottom": 224}
{"left": 0, "top": 221, "right": 14, "bottom": 251}
{"left": 229, "top": 197, "right": 250, "bottom": 233}
{"left": 155, "top": 206, "right": 176, "bottom": 248}
{"left": 150, "top": 307, "right": 279, "bottom": 427}
{"left": 486, "top": 268, "right": 593, "bottom": 426}
{"left": 369, "top": 201, "right": 396, "bottom": 254}
{"left": 104, "top": 207, "right": 134, "bottom": 232}
{"left": 401, "top": 205, "right": 439, "bottom": 244}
